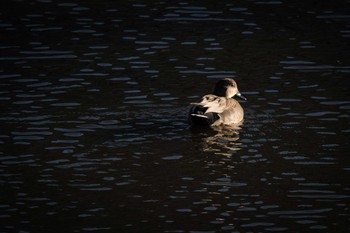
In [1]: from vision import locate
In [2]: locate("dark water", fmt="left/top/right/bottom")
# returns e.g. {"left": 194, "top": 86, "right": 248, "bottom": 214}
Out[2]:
{"left": 1, "top": 0, "right": 350, "bottom": 232}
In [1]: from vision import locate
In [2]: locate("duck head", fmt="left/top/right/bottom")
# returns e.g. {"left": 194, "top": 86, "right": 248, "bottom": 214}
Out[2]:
{"left": 213, "top": 78, "right": 247, "bottom": 100}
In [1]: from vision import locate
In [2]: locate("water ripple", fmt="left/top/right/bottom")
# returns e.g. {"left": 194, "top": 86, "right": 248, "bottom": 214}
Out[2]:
{"left": 0, "top": 0, "right": 349, "bottom": 232}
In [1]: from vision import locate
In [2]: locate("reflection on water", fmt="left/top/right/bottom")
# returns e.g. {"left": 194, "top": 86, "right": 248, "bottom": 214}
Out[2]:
{"left": 195, "top": 125, "right": 242, "bottom": 156}
{"left": 1, "top": 0, "right": 350, "bottom": 232}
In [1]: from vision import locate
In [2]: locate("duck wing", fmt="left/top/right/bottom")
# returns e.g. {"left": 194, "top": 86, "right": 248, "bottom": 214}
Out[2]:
{"left": 191, "top": 94, "right": 227, "bottom": 114}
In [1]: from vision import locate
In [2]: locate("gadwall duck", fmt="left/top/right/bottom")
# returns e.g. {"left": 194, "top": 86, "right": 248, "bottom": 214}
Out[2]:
{"left": 189, "top": 78, "right": 247, "bottom": 126}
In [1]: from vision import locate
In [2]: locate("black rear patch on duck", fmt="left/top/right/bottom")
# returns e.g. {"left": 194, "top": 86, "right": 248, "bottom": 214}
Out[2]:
{"left": 188, "top": 105, "right": 219, "bottom": 126}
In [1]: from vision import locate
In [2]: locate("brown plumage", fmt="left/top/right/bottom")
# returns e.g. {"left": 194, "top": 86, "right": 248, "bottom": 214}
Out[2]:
{"left": 189, "top": 78, "right": 247, "bottom": 126}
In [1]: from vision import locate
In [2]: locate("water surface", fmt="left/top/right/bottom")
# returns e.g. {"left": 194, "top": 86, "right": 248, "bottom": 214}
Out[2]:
{"left": 1, "top": 0, "right": 350, "bottom": 232}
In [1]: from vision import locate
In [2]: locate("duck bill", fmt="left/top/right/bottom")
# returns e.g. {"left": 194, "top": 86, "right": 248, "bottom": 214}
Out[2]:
{"left": 236, "top": 92, "right": 247, "bottom": 101}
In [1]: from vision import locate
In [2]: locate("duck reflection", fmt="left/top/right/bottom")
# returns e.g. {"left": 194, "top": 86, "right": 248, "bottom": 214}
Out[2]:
{"left": 192, "top": 124, "right": 243, "bottom": 157}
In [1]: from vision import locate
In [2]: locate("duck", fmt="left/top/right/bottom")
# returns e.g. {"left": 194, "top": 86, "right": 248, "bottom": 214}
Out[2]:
{"left": 188, "top": 78, "right": 247, "bottom": 126}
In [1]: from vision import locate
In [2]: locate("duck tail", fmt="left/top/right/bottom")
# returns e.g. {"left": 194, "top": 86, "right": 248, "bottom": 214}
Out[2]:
{"left": 188, "top": 105, "right": 219, "bottom": 126}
